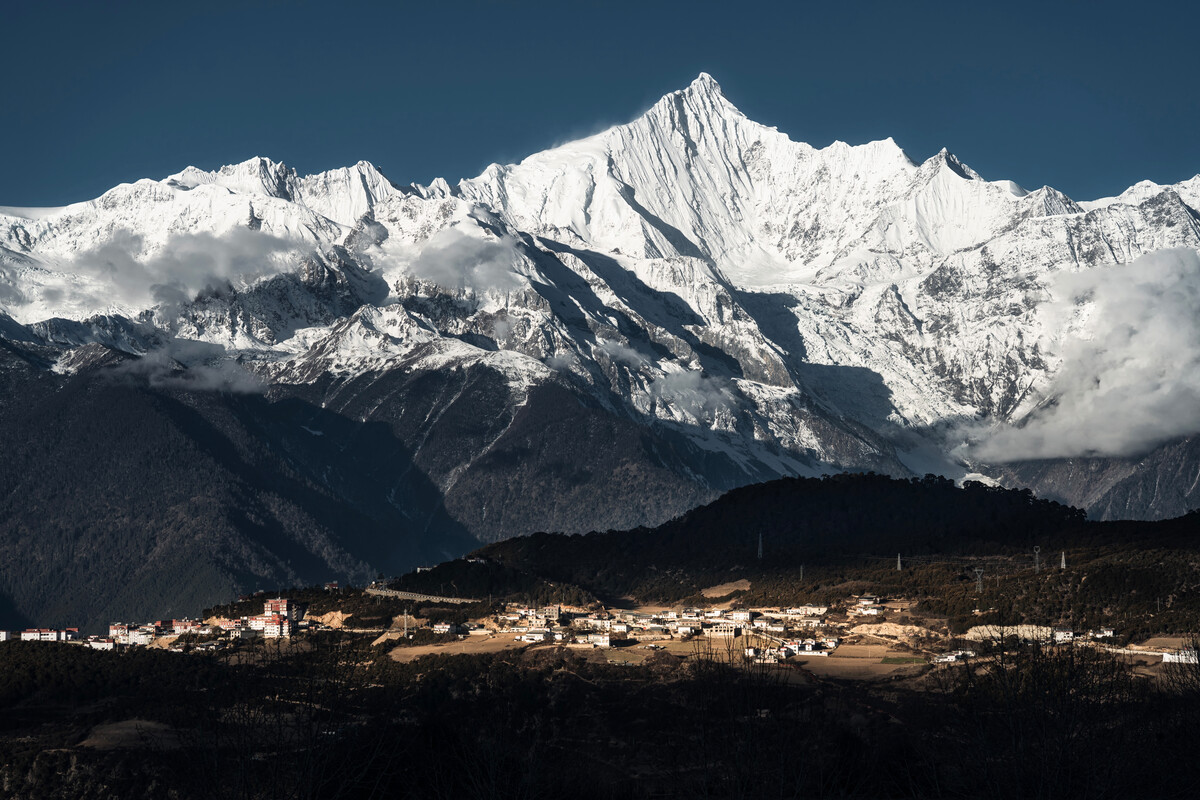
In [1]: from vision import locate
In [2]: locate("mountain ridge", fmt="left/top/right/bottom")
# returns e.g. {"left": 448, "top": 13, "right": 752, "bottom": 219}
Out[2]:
{"left": 2, "top": 73, "right": 1199, "bottom": 628}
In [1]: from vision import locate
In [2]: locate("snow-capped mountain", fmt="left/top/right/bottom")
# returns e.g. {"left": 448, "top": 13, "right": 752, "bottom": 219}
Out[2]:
{"left": 3, "top": 73, "right": 1199, "bottom": 627}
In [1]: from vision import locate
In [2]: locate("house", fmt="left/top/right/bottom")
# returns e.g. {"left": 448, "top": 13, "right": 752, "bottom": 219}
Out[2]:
{"left": 632, "top": 625, "right": 669, "bottom": 641}
{"left": 522, "top": 628, "right": 551, "bottom": 642}
{"left": 127, "top": 628, "right": 156, "bottom": 646}
{"left": 1052, "top": 628, "right": 1075, "bottom": 643}
{"left": 708, "top": 622, "right": 739, "bottom": 638}
{"left": 263, "top": 598, "right": 295, "bottom": 621}
{"left": 728, "top": 608, "right": 753, "bottom": 623}
{"left": 20, "top": 628, "right": 79, "bottom": 642}
{"left": 587, "top": 632, "right": 611, "bottom": 648}
{"left": 1088, "top": 628, "right": 1115, "bottom": 639}
{"left": 323, "top": 581, "right": 340, "bottom": 591}
{"left": 172, "top": 619, "right": 203, "bottom": 635}
{"left": 0, "top": 631, "right": 10, "bottom": 642}
{"left": 262, "top": 615, "right": 294, "bottom": 638}
{"left": 786, "top": 605, "right": 828, "bottom": 618}
{"left": 85, "top": 637, "right": 117, "bottom": 651}
{"left": 431, "top": 622, "right": 461, "bottom": 635}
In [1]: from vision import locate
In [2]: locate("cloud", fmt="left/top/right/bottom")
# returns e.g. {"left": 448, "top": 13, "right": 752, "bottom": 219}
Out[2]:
{"left": 112, "top": 338, "right": 266, "bottom": 394}
{"left": 649, "top": 370, "right": 734, "bottom": 416}
{"left": 0, "top": 278, "right": 26, "bottom": 306}
{"left": 69, "top": 227, "right": 300, "bottom": 313}
{"left": 970, "top": 247, "right": 1200, "bottom": 461}
{"left": 596, "top": 339, "right": 647, "bottom": 367}
{"left": 545, "top": 353, "right": 576, "bottom": 371}
{"left": 407, "top": 228, "right": 521, "bottom": 291}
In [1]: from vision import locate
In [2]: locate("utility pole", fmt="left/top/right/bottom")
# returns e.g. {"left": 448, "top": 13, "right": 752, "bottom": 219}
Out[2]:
{"left": 800, "top": 564, "right": 804, "bottom": 582}
{"left": 757, "top": 532, "right": 763, "bottom": 561}
{"left": 1034, "top": 546, "right": 1041, "bottom": 573}
{"left": 897, "top": 553, "right": 902, "bottom": 572}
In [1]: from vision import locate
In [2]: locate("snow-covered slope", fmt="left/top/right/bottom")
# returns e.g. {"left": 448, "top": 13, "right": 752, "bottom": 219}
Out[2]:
{"left": 3, "top": 73, "right": 1200, "bottom": 530}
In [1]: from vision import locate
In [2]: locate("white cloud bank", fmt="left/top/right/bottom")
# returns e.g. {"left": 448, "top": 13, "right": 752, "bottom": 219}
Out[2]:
{"left": 972, "top": 247, "right": 1200, "bottom": 461}
{"left": 113, "top": 338, "right": 266, "bottom": 394}
{"left": 68, "top": 228, "right": 301, "bottom": 313}
{"left": 650, "top": 370, "right": 734, "bottom": 417}
{"left": 407, "top": 228, "right": 521, "bottom": 292}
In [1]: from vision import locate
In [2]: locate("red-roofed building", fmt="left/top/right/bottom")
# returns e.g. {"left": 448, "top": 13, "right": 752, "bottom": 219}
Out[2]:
{"left": 263, "top": 598, "right": 295, "bottom": 620}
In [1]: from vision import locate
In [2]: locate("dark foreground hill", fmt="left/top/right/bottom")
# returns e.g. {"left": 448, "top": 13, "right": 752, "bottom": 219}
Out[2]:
{"left": 472, "top": 473, "right": 1094, "bottom": 591}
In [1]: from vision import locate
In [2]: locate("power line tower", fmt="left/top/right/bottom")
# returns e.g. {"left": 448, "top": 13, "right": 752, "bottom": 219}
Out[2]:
{"left": 1060, "top": 551, "right": 1066, "bottom": 570}
{"left": 974, "top": 567, "right": 985, "bottom": 594}
{"left": 1034, "top": 546, "right": 1041, "bottom": 573}
{"left": 897, "top": 553, "right": 902, "bottom": 572}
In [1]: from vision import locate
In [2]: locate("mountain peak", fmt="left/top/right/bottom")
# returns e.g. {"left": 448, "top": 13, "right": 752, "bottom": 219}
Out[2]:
{"left": 638, "top": 71, "right": 745, "bottom": 139}
{"left": 166, "top": 156, "right": 298, "bottom": 200}
{"left": 930, "top": 147, "right": 983, "bottom": 181}
{"left": 687, "top": 72, "right": 723, "bottom": 96}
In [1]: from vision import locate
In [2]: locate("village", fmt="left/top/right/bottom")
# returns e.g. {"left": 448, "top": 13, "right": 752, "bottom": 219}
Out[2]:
{"left": 3, "top": 585, "right": 1197, "bottom": 674}
{"left": 391, "top": 592, "right": 1198, "bottom": 673}
{"left": 0, "top": 591, "right": 334, "bottom": 651}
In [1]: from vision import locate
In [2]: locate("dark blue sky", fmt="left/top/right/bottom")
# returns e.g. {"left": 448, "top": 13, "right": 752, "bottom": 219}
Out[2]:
{"left": 4, "top": 0, "right": 1198, "bottom": 206}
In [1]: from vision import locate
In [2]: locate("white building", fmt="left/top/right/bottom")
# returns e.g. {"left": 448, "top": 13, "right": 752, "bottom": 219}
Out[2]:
{"left": 128, "top": 628, "right": 156, "bottom": 646}
{"left": 20, "top": 628, "right": 78, "bottom": 642}
{"left": 785, "top": 606, "right": 828, "bottom": 618}
{"left": 522, "top": 628, "right": 551, "bottom": 642}
{"left": 1164, "top": 649, "right": 1199, "bottom": 664}
{"left": 262, "top": 616, "right": 294, "bottom": 638}
{"left": 708, "top": 622, "right": 739, "bottom": 638}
